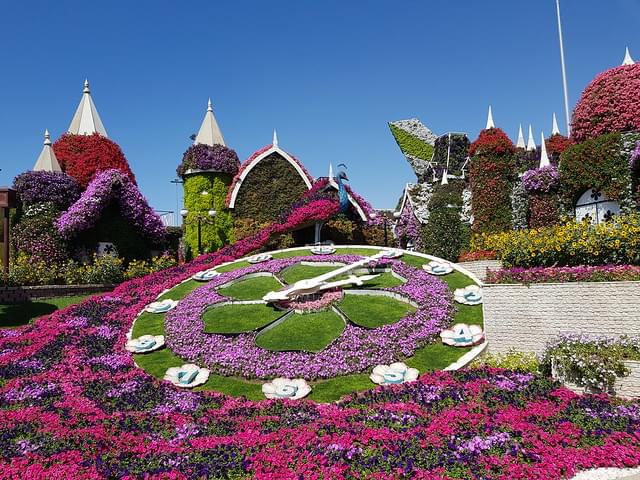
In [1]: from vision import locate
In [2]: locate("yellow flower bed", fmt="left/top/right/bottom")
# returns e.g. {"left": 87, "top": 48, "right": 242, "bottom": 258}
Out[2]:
{"left": 471, "top": 213, "right": 640, "bottom": 267}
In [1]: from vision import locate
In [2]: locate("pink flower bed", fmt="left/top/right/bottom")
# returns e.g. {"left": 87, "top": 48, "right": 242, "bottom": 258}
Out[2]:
{"left": 487, "top": 264, "right": 640, "bottom": 284}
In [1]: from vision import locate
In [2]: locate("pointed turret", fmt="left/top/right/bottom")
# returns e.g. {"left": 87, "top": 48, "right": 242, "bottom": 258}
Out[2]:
{"left": 552, "top": 113, "right": 561, "bottom": 135}
{"left": 539, "top": 132, "right": 551, "bottom": 168}
{"left": 33, "top": 129, "right": 62, "bottom": 172}
{"left": 622, "top": 46, "right": 635, "bottom": 66}
{"left": 194, "top": 98, "right": 225, "bottom": 146}
{"left": 485, "top": 105, "right": 495, "bottom": 129}
{"left": 328, "top": 162, "right": 334, "bottom": 181}
{"left": 68, "top": 79, "right": 108, "bottom": 137}
{"left": 516, "top": 124, "right": 525, "bottom": 149}
{"left": 526, "top": 125, "right": 536, "bottom": 151}
{"left": 440, "top": 168, "right": 449, "bottom": 185}
{"left": 273, "top": 129, "right": 279, "bottom": 147}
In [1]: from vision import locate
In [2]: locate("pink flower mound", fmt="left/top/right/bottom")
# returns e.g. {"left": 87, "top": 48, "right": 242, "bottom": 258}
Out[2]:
{"left": 571, "top": 64, "right": 640, "bottom": 142}
{"left": 56, "top": 169, "right": 166, "bottom": 244}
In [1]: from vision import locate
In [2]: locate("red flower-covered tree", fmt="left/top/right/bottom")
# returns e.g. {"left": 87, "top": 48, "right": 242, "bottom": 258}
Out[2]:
{"left": 53, "top": 133, "right": 136, "bottom": 187}
{"left": 469, "top": 128, "right": 517, "bottom": 233}
{"left": 571, "top": 63, "right": 640, "bottom": 142}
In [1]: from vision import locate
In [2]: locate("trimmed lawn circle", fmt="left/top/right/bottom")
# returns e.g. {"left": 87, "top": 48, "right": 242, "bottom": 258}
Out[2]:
{"left": 130, "top": 246, "right": 483, "bottom": 402}
{"left": 203, "top": 303, "right": 284, "bottom": 334}
{"left": 255, "top": 310, "right": 346, "bottom": 352}
{"left": 338, "top": 293, "right": 417, "bottom": 328}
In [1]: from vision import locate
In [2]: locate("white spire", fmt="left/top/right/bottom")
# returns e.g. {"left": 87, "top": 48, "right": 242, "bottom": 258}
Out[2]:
{"left": 552, "top": 113, "right": 561, "bottom": 135}
{"left": 622, "top": 46, "right": 635, "bottom": 66}
{"left": 440, "top": 168, "right": 449, "bottom": 185}
{"left": 33, "top": 129, "right": 62, "bottom": 172}
{"left": 68, "top": 79, "right": 108, "bottom": 137}
{"left": 516, "top": 124, "right": 525, "bottom": 149}
{"left": 485, "top": 105, "right": 495, "bottom": 129}
{"left": 329, "top": 162, "right": 334, "bottom": 180}
{"left": 272, "top": 129, "right": 278, "bottom": 147}
{"left": 526, "top": 125, "right": 536, "bottom": 151}
{"left": 539, "top": 132, "right": 551, "bottom": 168}
{"left": 194, "top": 98, "right": 225, "bottom": 146}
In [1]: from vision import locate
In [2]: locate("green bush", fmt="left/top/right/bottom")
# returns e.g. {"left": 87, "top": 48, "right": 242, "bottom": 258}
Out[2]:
{"left": 83, "top": 254, "right": 123, "bottom": 284}
{"left": 476, "top": 349, "right": 540, "bottom": 373}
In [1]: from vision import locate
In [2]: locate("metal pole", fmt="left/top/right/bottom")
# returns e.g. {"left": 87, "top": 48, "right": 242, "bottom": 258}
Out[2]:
{"left": 197, "top": 218, "right": 202, "bottom": 255}
{"left": 556, "top": 0, "right": 571, "bottom": 136}
{"left": 2, "top": 207, "right": 9, "bottom": 278}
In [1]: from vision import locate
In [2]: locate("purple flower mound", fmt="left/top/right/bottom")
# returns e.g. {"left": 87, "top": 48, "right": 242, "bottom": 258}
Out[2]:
{"left": 164, "top": 255, "right": 454, "bottom": 379}
{"left": 12, "top": 170, "right": 82, "bottom": 209}
{"left": 177, "top": 143, "right": 240, "bottom": 177}
{"left": 55, "top": 169, "right": 166, "bottom": 244}
{"left": 522, "top": 165, "right": 560, "bottom": 194}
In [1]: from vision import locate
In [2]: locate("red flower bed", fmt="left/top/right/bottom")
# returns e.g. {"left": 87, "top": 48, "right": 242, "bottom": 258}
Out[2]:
{"left": 571, "top": 64, "right": 640, "bottom": 142}
{"left": 53, "top": 133, "right": 136, "bottom": 187}
{"left": 458, "top": 250, "right": 497, "bottom": 262}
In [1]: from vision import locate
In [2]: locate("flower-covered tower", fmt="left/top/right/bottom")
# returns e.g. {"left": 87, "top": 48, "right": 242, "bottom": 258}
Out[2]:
{"left": 177, "top": 100, "right": 239, "bottom": 258}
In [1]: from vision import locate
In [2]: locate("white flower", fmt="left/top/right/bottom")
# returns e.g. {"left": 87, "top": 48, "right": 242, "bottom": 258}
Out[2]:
{"left": 192, "top": 269, "right": 220, "bottom": 281}
{"left": 144, "top": 299, "right": 179, "bottom": 314}
{"left": 381, "top": 248, "right": 403, "bottom": 259}
{"left": 370, "top": 362, "right": 419, "bottom": 385}
{"left": 423, "top": 261, "right": 454, "bottom": 276}
{"left": 453, "top": 285, "right": 483, "bottom": 305}
{"left": 125, "top": 335, "right": 165, "bottom": 353}
{"left": 248, "top": 253, "right": 273, "bottom": 264}
{"left": 310, "top": 245, "right": 336, "bottom": 255}
{"left": 262, "top": 378, "right": 311, "bottom": 400}
{"left": 164, "top": 364, "right": 210, "bottom": 388}
{"left": 440, "top": 323, "right": 484, "bottom": 347}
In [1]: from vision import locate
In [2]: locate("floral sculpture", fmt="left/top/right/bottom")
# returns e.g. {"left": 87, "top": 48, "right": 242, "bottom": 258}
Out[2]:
{"left": 262, "top": 378, "right": 312, "bottom": 400}
{"left": 248, "top": 253, "right": 272, "bottom": 264}
{"left": 381, "top": 248, "right": 403, "bottom": 259}
{"left": 370, "top": 362, "right": 419, "bottom": 385}
{"left": 423, "top": 260, "right": 454, "bottom": 276}
{"left": 440, "top": 323, "right": 484, "bottom": 347}
{"left": 454, "top": 285, "right": 483, "bottom": 305}
{"left": 144, "top": 299, "right": 178, "bottom": 314}
{"left": 163, "top": 364, "right": 210, "bottom": 388}
{"left": 192, "top": 269, "right": 220, "bottom": 281}
{"left": 125, "top": 335, "right": 165, "bottom": 353}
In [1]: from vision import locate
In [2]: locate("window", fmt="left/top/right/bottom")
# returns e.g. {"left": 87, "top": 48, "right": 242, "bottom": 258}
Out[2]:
{"left": 575, "top": 189, "right": 620, "bottom": 224}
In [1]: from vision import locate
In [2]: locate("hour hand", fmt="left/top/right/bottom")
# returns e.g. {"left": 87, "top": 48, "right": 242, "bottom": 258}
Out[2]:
{"left": 318, "top": 274, "right": 380, "bottom": 290}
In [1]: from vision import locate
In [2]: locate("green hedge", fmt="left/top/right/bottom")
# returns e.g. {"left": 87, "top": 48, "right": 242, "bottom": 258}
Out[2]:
{"left": 183, "top": 173, "right": 234, "bottom": 257}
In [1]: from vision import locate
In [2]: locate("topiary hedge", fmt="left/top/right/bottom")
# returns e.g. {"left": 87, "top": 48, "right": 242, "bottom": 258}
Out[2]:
{"left": 183, "top": 173, "right": 234, "bottom": 258}
{"left": 232, "top": 152, "right": 310, "bottom": 223}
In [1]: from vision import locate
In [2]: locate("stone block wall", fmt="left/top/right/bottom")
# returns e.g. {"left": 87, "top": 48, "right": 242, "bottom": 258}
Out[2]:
{"left": 456, "top": 260, "right": 502, "bottom": 282}
{"left": 483, "top": 281, "right": 640, "bottom": 357}
{"left": 0, "top": 284, "right": 115, "bottom": 303}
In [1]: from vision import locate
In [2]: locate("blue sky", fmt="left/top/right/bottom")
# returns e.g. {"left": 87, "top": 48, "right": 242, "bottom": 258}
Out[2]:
{"left": 0, "top": 0, "right": 638, "bottom": 212}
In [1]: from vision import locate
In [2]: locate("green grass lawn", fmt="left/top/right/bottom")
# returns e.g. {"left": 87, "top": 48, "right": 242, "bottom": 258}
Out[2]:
{"left": 203, "top": 303, "right": 284, "bottom": 333}
{"left": 344, "top": 271, "right": 405, "bottom": 289}
{"left": 255, "top": 310, "right": 345, "bottom": 352}
{"left": 280, "top": 264, "right": 337, "bottom": 284}
{"left": 217, "top": 276, "right": 282, "bottom": 301}
{"left": 130, "top": 246, "right": 483, "bottom": 402}
{"left": 0, "top": 294, "right": 91, "bottom": 328}
{"left": 338, "top": 294, "right": 416, "bottom": 328}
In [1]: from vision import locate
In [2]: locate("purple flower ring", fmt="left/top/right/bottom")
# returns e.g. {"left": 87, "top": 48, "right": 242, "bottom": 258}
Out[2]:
{"left": 164, "top": 255, "right": 453, "bottom": 380}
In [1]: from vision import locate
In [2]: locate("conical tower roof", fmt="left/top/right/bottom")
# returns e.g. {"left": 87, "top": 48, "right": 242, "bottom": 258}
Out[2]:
{"left": 68, "top": 79, "right": 108, "bottom": 136}
{"left": 194, "top": 98, "right": 225, "bottom": 146}
{"left": 552, "top": 113, "right": 561, "bottom": 135}
{"left": 33, "top": 129, "right": 62, "bottom": 172}
{"left": 526, "top": 125, "right": 536, "bottom": 151}
{"left": 539, "top": 132, "right": 551, "bottom": 168}
{"left": 516, "top": 124, "right": 525, "bottom": 148}
{"left": 485, "top": 105, "right": 495, "bottom": 129}
{"left": 622, "top": 47, "right": 635, "bottom": 66}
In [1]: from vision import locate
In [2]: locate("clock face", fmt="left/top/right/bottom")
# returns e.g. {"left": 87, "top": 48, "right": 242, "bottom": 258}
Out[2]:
{"left": 160, "top": 251, "right": 450, "bottom": 380}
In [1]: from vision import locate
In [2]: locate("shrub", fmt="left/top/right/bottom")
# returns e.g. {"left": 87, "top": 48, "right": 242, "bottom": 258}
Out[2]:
{"left": 12, "top": 171, "right": 81, "bottom": 209}
{"left": 469, "top": 128, "right": 517, "bottom": 233}
{"left": 472, "top": 213, "right": 640, "bottom": 267}
{"left": 53, "top": 133, "right": 136, "bottom": 187}
{"left": 12, "top": 203, "right": 68, "bottom": 264}
{"left": 542, "top": 334, "right": 640, "bottom": 392}
{"left": 124, "top": 254, "right": 177, "bottom": 280}
{"left": 83, "top": 254, "right": 123, "bottom": 284}
{"left": 6, "top": 253, "right": 62, "bottom": 286}
{"left": 475, "top": 349, "right": 539, "bottom": 373}
{"left": 176, "top": 143, "right": 240, "bottom": 177}
{"left": 571, "top": 63, "right": 640, "bottom": 142}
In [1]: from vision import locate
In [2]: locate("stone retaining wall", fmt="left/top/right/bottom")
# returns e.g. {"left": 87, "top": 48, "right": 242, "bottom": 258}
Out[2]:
{"left": 456, "top": 260, "right": 502, "bottom": 282}
{"left": 483, "top": 281, "right": 640, "bottom": 357}
{"left": 0, "top": 284, "right": 115, "bottom": 303}
{"left": 556, "top": 361, "right": 640, "bottom": 399}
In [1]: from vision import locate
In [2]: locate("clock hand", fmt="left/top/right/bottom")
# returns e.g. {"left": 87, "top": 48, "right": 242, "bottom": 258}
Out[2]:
{"left": 318, "top": 274, "right": 380, "bottom": 291}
